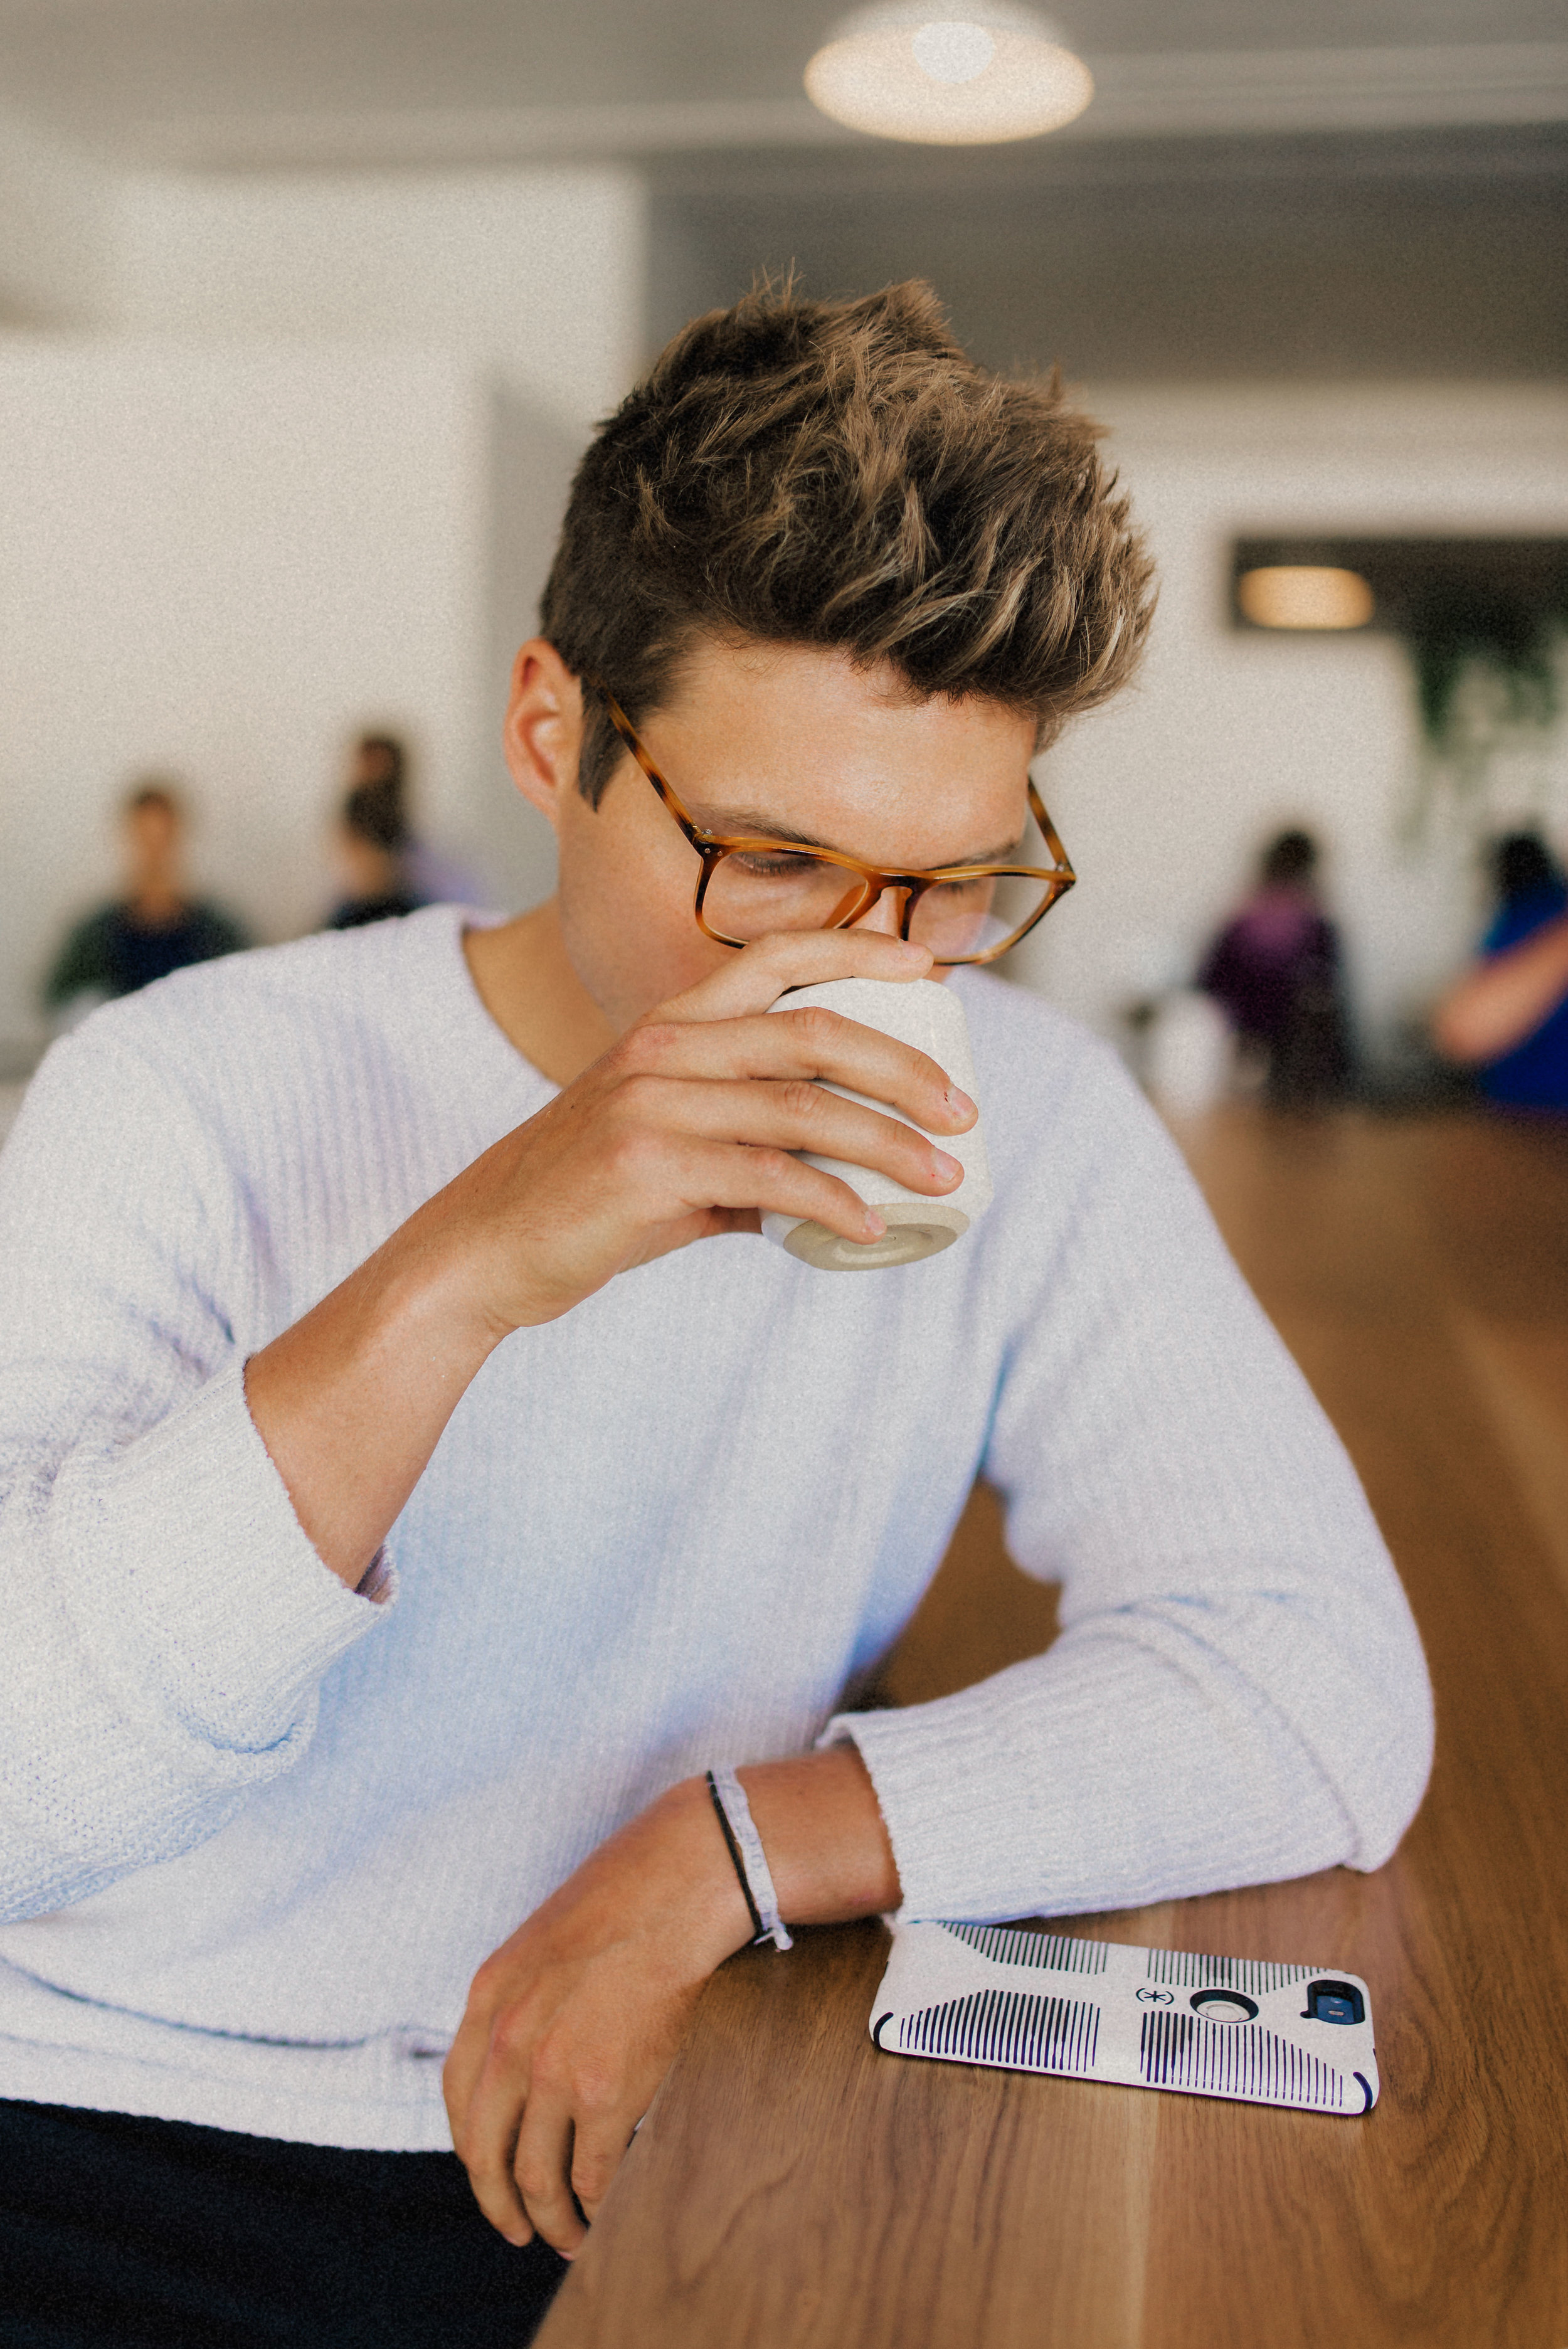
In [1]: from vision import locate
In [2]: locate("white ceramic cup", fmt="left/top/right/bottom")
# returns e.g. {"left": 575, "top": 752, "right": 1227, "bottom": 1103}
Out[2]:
{"left": 760, "top": 977, "right": 992, "bottom": 1272}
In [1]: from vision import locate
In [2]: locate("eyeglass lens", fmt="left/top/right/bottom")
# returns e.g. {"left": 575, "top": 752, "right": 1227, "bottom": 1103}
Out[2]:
{"left": 702, "top": 803, "right": 1059, "bottom": 962}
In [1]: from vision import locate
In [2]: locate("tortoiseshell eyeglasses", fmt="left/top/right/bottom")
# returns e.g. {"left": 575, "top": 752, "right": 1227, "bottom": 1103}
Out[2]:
{"left": 587, "top": 681, "right": 1074, "bottom": 968}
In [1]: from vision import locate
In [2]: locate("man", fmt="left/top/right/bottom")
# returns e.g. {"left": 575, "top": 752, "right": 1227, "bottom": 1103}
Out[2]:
{"left": 42, "top": 779, "right": 248, "bottom": 1017}
{"left": 0, "top": 284, "right": 1431, "bottom": 2346}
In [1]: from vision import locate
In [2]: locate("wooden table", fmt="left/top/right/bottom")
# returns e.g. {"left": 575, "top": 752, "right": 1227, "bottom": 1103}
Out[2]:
{"left": 538, "top": 1110, "right": 1568, "bottom": 2348}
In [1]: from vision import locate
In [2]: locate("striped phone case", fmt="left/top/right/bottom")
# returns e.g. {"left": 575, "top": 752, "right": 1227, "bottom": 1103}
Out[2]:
{"left": 869, "top": 1921, "right": 1378, "bottom": 2115}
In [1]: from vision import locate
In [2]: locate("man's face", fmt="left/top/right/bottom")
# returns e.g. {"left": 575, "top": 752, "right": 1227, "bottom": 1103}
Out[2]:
{"left": 125, "top": 799, "right": 182, "bottom": 884}
{"left": 551, "top": 639, "right": 1039, "bottom": 1031}
{"left": 353, "top": 744, "right": 398, "bottom": 790}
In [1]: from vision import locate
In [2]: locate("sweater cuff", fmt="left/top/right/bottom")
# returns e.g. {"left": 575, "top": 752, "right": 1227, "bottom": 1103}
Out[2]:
{"left": 820, "top": 1655, "right": 1135, "bottom": 1924}
{"left": 54, "top": 1362, "right": 395, "bottom": 1756}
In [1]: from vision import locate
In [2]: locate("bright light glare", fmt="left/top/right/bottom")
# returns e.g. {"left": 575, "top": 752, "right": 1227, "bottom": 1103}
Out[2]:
{"left": 805, "top": 9, "right": 1093, "bottom": 144}
{"left": 1237, "top": 567, "right": 1375, "bottom": 631}
{"left": 911, "top": 22, "right": 996, "bottom": 80}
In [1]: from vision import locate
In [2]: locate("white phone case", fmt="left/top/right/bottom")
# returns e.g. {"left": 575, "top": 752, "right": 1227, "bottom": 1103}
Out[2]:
{"left": 869, "top": 1921, "right": 1378, "bottom": 2114}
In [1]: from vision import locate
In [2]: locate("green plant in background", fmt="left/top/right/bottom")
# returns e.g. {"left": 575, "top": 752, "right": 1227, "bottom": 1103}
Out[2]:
{"left": 1232, "top": 534, "right": 1568, "bottom": 842}
{"left": 1404, "top": 580, "right": 1568, "bottom": 830}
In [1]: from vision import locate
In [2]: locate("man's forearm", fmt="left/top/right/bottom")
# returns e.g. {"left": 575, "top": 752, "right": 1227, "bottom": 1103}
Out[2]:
{"left": 245, "top": 1189, "right": 503, "bottom": 1590}
{"left": 735, "top": 1744, "right": 901, "bottom": 1922}
{"left": 1433, "top": 914, "right": 1568, "bottom": 1064}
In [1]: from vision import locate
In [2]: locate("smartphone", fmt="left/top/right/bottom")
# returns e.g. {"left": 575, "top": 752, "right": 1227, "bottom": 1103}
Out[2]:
{"left": 869, "top": 1921, "right": 1377, "bottom": 2114}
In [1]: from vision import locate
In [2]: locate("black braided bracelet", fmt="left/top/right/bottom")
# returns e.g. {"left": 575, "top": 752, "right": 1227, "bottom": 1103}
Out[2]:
{"left": 706, "top": 1768, "right": 764, "bottom": 1941}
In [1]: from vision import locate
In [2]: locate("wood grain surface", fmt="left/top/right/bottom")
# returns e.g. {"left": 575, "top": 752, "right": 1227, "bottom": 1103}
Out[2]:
{"left": 538, "top": 1110, "right": 1568, "bottom": 2349}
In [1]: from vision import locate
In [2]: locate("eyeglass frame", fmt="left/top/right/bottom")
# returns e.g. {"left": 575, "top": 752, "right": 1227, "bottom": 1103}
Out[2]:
{"left": 583, "top": 678, "right": 1075, "bottom": 968}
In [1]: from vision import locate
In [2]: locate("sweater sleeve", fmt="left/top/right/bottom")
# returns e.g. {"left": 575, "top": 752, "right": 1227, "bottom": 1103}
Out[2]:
{"left": 0, "top": 1026, "right": 391, "bottom": 1926}
{"left": 827, "top": 1040, "right": 1433, "bottom": 1924}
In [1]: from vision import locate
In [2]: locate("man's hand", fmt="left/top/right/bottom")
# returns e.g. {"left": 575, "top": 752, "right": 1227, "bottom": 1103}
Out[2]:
{"left": 442, "top": 1778, "right": 752, "bottom": 2255}
{"left": 443, "top": 1748, "right": 900, "bottom": 2253}
{"left": 246, "top": 924, "right": 975, "bottom": 1588}
{"left": 443, "top": 925, "right": 977, "bottom": 1338}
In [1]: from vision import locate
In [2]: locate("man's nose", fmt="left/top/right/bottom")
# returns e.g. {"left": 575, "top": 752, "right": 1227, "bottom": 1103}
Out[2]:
{"left": 849, "top": 883, "right": 910, "bottom": 938}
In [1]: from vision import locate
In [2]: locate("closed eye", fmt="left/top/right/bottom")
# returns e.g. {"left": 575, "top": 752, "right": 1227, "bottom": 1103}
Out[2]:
{"left": 726, "top": 849, "right": 835, "bottom": 879}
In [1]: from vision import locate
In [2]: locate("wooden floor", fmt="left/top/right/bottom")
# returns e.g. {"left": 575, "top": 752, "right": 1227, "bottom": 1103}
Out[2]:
{"left": 538, "top": 1110, "right": 1568, "bottom": 2349}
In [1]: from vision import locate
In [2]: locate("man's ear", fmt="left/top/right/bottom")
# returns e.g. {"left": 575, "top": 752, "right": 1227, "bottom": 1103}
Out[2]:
{"left": 502, "top": 640, "right": 584, "bottom": 830}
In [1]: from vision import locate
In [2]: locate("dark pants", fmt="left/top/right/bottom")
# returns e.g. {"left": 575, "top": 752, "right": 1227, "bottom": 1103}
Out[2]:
{"left": 0, "top": 2099, "right": 568, "bottom": 2348}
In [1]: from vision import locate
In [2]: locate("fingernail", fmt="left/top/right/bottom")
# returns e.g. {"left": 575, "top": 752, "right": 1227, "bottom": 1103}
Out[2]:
{"left": 945, "top": 1088, "right": 977, "bottom": 1121}
{"left": 864, "top": 1210, "right": 887, "bottom": 1237}
{"left": 933, "top": 1150, "right": 962, "bottom": 1181}
{"left": 894, "top": 940, "right": 930, "bottom": 964}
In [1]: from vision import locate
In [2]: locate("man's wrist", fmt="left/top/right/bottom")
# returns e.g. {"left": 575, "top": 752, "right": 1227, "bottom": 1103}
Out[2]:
{"left": 650, "top": 1777, "right": 761, "bottom": 1969}
{"left": 737, "top": 1746, "right": 901, "bottom": 1925}
{"left": 638, "top": 1748, "right": 901, "bottom": 1978}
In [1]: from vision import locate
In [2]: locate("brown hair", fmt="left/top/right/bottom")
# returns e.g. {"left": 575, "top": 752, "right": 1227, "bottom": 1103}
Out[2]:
{"left": 541, "top": 278, "right": 1155, "bottom": 806}
{"left": 342, "top": 777, "right": 408, "bottom": 854}
{"left": 124, "top": 778, "right": 183, "bottom": 822}
{"left": 356, "top": 733, "right": 406, "bottom": 791}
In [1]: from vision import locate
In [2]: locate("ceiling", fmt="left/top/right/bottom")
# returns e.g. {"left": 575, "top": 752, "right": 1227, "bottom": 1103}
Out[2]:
{"left": 649, "top": 124, "right": 1568, "bottom": 384}
{"left": 1, "top": 0, "right": 1565, "bottom": 163}
{"left": 2, "top": 1, "right": 1560, "bottom": 384}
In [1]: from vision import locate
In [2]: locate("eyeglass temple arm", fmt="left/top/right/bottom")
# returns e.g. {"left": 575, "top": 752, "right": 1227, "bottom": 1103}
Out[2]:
{"left": 1028, "top": 780, "right": 1075, "bottom": 888}
{"left": 590, "top": 679, "right": 723, "bottom": 847}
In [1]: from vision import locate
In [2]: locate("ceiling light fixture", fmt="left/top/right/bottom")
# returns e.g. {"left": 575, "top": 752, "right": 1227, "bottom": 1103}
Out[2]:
{"left": 805, "top": 2, "right": 1094, "bottom": 145}
{"left": 1237, "top": 567, "right": 1376, "bottom": 631}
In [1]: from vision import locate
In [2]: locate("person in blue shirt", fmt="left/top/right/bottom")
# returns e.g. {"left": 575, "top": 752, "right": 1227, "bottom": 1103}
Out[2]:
{"left": 1433, "top": 831, "right": 1568, "bottom": 1110}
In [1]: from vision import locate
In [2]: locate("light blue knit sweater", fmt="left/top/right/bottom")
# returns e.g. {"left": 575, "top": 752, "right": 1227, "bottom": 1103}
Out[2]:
{"left": 0, "top": 908, "right": 1431, "bottom": 2148}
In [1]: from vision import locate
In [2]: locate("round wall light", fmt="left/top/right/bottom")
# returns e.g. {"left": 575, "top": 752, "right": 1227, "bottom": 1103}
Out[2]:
{"left": 1237, "top": 566, "right": 1375, "bottom": 632}
{"left": 805, "top": 2, "right": 1094, "bottom": 145}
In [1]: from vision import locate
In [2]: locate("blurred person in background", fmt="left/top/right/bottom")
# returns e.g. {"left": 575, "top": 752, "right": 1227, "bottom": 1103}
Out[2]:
{"left": 1198, "top": 827, "right": 1351, "bottom": 1108}
{"left": 43, "top": 779, "right": 248, "bottom": 1021}
{"left": 347, "top": 731, "right": 490, "bottom": 909}
{"left": 1431, "top": 829, "right": 1568, "bottom": 1112}
{"left": 326, "top": 767, "right": 424, "bottom": 931}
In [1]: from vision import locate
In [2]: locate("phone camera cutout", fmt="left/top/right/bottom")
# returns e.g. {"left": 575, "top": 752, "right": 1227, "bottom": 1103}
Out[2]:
{"left": 1190, "top": 1988, "right": 1259, "bottom": 2023}
{"left": 1301, "top": 1979, "right": 1365, "bottom": 2027}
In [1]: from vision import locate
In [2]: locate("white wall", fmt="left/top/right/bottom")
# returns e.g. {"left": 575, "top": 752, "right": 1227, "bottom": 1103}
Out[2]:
{"left": 0, "top": 160, "right": 649, "bottom": 1056}
{"left": 477, "top": 387, "right": 585, "bottom": 909}
{"left": 0, "top": 105, "right": 112, "bottom": 326}
{"left": 0, "top": 342, "right": 578, "bottom": 1049}
{"left": 113, "top": 169, "right": 647, "bottom": 433}
{"left": 1012, "top": 384, "right": 1568, "bottom": 1059}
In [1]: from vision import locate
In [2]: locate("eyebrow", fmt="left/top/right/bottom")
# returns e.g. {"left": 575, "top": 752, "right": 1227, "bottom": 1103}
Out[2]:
{"left": 694, "top": 803, "right": 1024, "bottom": 868}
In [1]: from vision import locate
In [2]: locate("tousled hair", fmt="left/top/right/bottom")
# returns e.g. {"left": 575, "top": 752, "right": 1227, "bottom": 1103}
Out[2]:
{"left": 540, "top": 278, "right": 1156, "bottom": 805}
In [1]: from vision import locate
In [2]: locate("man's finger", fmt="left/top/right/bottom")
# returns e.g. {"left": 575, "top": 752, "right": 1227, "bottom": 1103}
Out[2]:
{"left": 613, "top": 1009, "right": 973, "bottom": 1135}
{"left": 612, "top": 1077, "right": 965, "bottom": 1198}
{"left": 569, "top": 2104, "right": 643, "bottom": 2222}
{"left": 440, "top": 2003, "right": 492, "bottom": 2155}
{"left": 513, "top": 2091, "right": 588, "bottom": 2257}
{"left": 644, "top": 1137, "right": 902, "bottom": 1246}
{"left": 453, "top": 2021, "right": 536, "bottom": 2246}
{"left": 660, "top": 927, "right": 933, "bottom": 1024}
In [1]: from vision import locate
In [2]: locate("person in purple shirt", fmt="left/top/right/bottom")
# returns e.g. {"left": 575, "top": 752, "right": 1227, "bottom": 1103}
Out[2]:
{"left": 1198, "top": 829, "right": 1351, "bottom": 1106}
{"left": 1433, "top": 831, "right": 1568, "bottom": 1111}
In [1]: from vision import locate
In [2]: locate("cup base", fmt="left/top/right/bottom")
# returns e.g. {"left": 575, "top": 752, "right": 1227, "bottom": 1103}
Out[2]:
{"left": 780, "top": 1199, "right": 970, "bottom": 1272}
